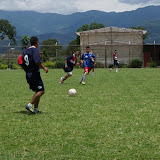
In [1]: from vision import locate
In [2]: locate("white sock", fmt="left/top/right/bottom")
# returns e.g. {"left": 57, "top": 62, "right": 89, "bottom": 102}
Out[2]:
{"left": 92, "top": 72, "right": 94, "bottom": 76}
{"left": 27, "top": 103, "right": 33, "bottom": 108}
{"left": 116, "top": 68, "right": 118, "bottom": 72}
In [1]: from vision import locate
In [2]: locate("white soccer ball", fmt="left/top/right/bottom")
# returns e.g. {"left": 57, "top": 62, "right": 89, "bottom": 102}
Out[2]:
{"left": 69, "top": 89, "right": 77, "bottom": 96}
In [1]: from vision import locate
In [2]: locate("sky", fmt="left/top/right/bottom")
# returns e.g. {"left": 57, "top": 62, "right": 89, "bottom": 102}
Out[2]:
{"left": 0, "top": 0, "right": 159, "bottom": 15}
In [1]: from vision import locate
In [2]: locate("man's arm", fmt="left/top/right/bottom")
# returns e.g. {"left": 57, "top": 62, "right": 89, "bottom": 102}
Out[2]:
{"left": 65, "top": 60, "right": 68, "bottom": 68}
{"left": 80, "top": 54, "right": 84, "bottom": 66}
{"left": 37, "top": 63, "right": 48, "bottom": 73}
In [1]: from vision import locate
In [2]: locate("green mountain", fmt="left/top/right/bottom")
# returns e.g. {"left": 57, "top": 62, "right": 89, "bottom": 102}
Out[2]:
{"left": 0, "top": 5, "right": 160, "bottom": 44}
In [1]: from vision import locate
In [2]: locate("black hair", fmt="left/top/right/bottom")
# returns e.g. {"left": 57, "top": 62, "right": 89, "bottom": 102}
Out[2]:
{"left": 30, "top": 36, "right": 39, "bottom": 46}
{"left": 86, "top": 46, "right": 90, "bottom": 49}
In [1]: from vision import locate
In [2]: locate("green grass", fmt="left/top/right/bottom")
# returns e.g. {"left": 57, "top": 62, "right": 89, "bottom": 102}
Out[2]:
{"left": 0, "top": 68, "right": 160, "bottom": 160}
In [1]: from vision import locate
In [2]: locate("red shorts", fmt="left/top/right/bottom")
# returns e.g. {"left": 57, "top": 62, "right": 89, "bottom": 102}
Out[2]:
{"left": 84, "top": 67, "right": 92, "bottom": 73}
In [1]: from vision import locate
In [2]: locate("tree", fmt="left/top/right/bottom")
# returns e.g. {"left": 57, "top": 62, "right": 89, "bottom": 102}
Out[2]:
{"left": 40, "top": 39, "right": 62, "bottom": 62}
{"left": 76, "top": 22, "right": 105, "bottom": 45}
{"left": 21, "top": 35, "right": 30, "bottom": 49}
{"left": 62, "top": 39, "right": 80, "bottom": 56}
{"left": 130, "top": 26, "right": 149, "bottom": 40}
{"left": 89, "top": 22, "right": 105, "bottom": 30}
{"left": 0, "top": 19, "right": 17, "bottom": 44}
{"left": 77, "top": 24, "right": 89, "bottom": 32}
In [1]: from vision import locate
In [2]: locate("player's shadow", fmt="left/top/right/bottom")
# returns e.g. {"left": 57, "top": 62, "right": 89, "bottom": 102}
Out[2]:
{"left": 14, "top": 111, "right": 35, "bottom": 115}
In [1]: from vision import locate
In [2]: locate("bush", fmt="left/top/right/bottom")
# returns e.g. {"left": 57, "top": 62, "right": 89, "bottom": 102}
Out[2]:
{"left": 108, "top": 64, "right": 114, "bottom": 68}
{"left": 56, "top": 61, "right": 64, "bottom": 68}
{"left": 0, "top": 63, "right": 8, "bottom": 69}
{"left": 118, "top": 63, "right": 128, "bottom": 68}
{"left": 12, "top": 64, "right": 21, "bottom": 69}
{"left": 43, "top": 61, "right": 56, "bottom": 69}
{"left": 96, "top": 62, "right": 105, "bottom": 68}
{"left": 147, "top": 61, "right": 157, "bottom": 68}
{"left": 128, "top": 59, "right": 143, "bottom": 68}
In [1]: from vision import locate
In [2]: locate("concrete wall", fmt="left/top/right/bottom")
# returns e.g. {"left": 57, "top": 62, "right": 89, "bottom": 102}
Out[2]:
{"left": 80, "top": 31, "right": 144, "bottom": 66}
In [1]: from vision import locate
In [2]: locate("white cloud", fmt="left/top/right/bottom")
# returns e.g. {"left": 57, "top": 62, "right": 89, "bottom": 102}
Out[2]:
{"left": 0, "top": 0, "right": 159, "bottom": 14}
{"left": 119, "top": 0, "right": 160, "bottom": 5}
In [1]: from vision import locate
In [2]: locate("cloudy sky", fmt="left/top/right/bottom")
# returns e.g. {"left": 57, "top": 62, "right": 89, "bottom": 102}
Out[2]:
{"left": 0, "top": 0, "right": 159, "bottom": 14}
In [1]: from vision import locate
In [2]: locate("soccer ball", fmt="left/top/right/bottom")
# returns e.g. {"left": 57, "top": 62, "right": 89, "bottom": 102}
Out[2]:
{"left": 69, "top": 89, "right": 77, "bottom": 96}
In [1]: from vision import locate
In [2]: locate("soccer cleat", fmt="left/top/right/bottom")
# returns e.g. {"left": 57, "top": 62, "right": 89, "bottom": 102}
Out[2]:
{"left": 80, "top": 79, "right": 83, "bottom": 84}
{"left": 82, "top": 81, "right": 86, "bottom": 85}
{"left": 60, "top": 77, "right": 64, "bottom": 84}
{"left": 26, "top": 105, "right": 34, "bottom": 114}
{"left": 34, "top": 110, "right": 43, "bottom": 114}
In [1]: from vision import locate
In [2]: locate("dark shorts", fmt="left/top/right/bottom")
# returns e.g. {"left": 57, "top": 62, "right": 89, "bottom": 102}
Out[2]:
{"left": 114, "top": 60, "right": 118, "bottom": 66}
{"left": 63, "top": 66, "right": 73, "bottom": 73}
{"left": 26, "top": 72, "right": 44, "bottom": 92}
{"left": 91, "top": 64, "right": 95, "bottom": 69}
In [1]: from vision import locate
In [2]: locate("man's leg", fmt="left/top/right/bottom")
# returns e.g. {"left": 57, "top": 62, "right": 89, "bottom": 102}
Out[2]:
{"left": 61, "top": 71, "right": 72, "bottom": 84}
{"left": 61, "top": 74, "right": 72, "bottom": 83}
{"left": 92, "top": 68, "right": 94, "bottom": 77}
{"left": 80, "top": 67, "right": 90, "bottom": 85}
{"left": 30, "top": 91, "right": 45, "bottom": 108}
{"left": 26, "top": 91, "right": 45, "bottom": 113}
{"left": 27, "top": 91, "right": 44, "bottom": 113}
{"left": 116, "top": 66, "right": 118, "bottom": 73}
{"left": 80, "top": 73, "right": 88, "bottom": 84}
{"left": 81, "top": 72, "right": 89, "bottom": 85}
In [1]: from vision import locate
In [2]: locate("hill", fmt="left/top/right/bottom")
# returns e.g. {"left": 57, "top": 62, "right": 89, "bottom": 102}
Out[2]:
{"left": 0, "top": 5, "right": 160, "bottom": 44}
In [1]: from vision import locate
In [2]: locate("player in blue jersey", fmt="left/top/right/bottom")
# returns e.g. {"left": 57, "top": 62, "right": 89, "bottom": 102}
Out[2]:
{"left": 18, "top": 36, "right": 48, "bottom": 114}
{"left": 80, "top": 46, "right": 96, "bottom": 85}
{"left": 60, "top": 51, "right": 79, "bottom": 84}
{"left": 110, "top": 50, "right": 119, "bottom": 73}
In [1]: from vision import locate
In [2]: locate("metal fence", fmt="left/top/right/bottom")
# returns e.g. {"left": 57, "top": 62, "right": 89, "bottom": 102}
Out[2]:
{"left": 0, "top": 44, "right": 160, "bottom": 68}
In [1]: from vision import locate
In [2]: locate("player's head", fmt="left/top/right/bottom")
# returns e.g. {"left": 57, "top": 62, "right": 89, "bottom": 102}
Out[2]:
{"left": 30, "top": 36, "right": 39, "bottom": 48}
{"left": 115, "top": 50, "right": 117, "bottom": 54}
{"left": 86, "top": 46, "right": 90, "bottom": 53}
{"left": 74, "top": 50, "right": 79, "bottom": 57}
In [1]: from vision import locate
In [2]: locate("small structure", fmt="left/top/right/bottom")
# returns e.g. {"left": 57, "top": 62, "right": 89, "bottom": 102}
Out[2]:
{"left": 76, "top": 27, "right": 147, "bottom": 67}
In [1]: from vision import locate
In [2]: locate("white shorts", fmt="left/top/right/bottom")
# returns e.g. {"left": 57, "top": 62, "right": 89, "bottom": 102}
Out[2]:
{"left": 67, "top": 72, "right": 72, "bottom": 75}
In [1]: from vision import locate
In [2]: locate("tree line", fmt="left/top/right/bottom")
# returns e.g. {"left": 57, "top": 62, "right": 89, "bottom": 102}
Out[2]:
{"left": 0, "top": 19, "right": 149, "bottom": 64}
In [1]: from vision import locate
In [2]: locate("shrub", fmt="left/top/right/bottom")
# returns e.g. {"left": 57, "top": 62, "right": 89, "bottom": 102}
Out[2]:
{"left": 108, "top": 64, "right": 114, "bottom": 68}
{"left": 96, "top": 62, "right": 105, "bottom": 68}
{"left": 56, "top": 61, "right": 64, "bottom": 68}
{"left": 128, "top": 59, "right": 143, "bottom": 68}
{"left": 147, "top": 61, "right": 157, "bottom": 68}
{"left": 118, "top": 63, "right": 128, "bottom": 68}
{"left": 43, "top": 61, "right": 56, "bottom": 69}
{"left": 12, "top": 64, "right": 21, "bottom": 69}
{"left": 0, "top": 63, "right": 8, "bottom": 69}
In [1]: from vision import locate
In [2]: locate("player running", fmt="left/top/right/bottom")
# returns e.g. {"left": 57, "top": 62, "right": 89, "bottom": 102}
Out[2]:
{"left": 80, "top": 46, "right": 96, "bottom": 85}
{"left": 18, "top": 36, "right": 48, "bottom": 114}
{"left": 60, "top": 51, "right": 79, "bottom": 84}
{"left": 110, "top": 50, "right": 119, "bottom": 73}
{"left": 90, "top": 50, "right": 96, "bottom": 77}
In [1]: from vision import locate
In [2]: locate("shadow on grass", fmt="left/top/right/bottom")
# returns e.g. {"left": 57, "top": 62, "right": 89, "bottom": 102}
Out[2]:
{"left": 14, "top": 110, "right": 35, "bottom": 115}
{"left": 14, "top": 110, "right": 45, "bottom": 115}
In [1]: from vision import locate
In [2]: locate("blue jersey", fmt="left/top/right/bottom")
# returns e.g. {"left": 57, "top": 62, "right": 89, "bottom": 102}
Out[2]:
{"left": 81, "top": 52, "right": 96, "bottom": 67}
{"left": 22, "top": 46, "right": 41, "bottom": 73}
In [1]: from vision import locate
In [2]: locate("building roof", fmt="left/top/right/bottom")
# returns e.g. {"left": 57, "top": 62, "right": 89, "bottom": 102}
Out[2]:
{"left": 76, "top": 26, "right": 147, "bottom": 36}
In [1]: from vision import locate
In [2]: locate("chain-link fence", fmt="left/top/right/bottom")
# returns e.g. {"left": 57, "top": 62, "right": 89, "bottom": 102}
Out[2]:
{"left": 0, "top": 44, "right": 160, "bottom": 69}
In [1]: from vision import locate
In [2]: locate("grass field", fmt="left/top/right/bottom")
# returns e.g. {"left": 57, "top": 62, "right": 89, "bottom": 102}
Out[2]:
{"left": 0, "top": 68, "right": 160, "bottom": 160}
